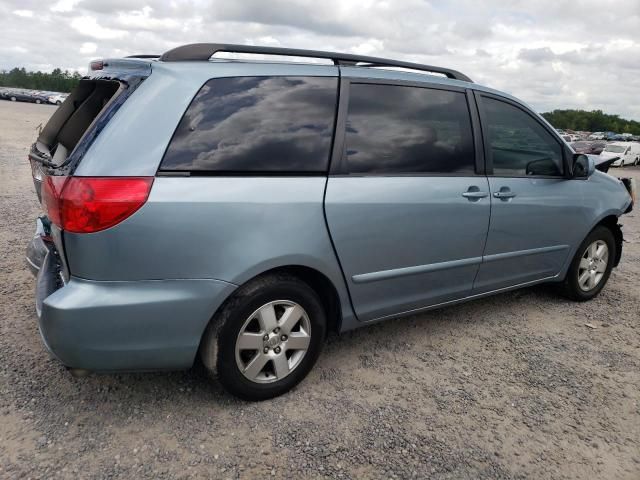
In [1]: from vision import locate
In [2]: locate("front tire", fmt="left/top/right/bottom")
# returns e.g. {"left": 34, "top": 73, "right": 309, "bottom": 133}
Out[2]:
{"left": 201, "top": 273, "right": 326, "bottom": 400}
{"left": 559, "top": 226, "right": 615, "bottom": 301}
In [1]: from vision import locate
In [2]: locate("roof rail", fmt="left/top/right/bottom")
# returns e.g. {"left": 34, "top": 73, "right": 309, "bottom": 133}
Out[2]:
{"left": 125, "top": 54, "right": 161, "bottom": 59}
{"left": 158, "top": 43, "right": 473, "bottom": 82}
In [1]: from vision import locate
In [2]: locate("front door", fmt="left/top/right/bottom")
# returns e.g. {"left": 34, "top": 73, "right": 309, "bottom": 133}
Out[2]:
{"left": 325, "top": 81, "right": 490, "bottom": 322}
{"left": 473, "top": 94, "right": 586, "bottom": 293}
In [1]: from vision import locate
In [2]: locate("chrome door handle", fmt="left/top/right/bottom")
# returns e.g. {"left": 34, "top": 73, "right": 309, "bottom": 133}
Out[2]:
{"left": 493, "top": 191, "right": 517, "bottom": 199}
{"left": 462, "top": 191, "right": 489, "bottom": 199}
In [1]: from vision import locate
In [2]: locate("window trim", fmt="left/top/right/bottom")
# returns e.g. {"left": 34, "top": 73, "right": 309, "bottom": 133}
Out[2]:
{"left": 157, "top": 75, "right": 340, "bottom": 176}
{"left": 474, "top": 91, "right": 571, "bottom": 179}
{"left": 330, "top": 78, "right": 482, "bottom": 177}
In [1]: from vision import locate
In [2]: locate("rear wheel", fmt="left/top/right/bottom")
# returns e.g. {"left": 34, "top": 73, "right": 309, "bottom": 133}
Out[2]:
{"left": 35, "top": 99, "right": 41, "bottom": 104}
{"left": 201, "top": 273, "right": 326, "bottom": 400}
{"left": 559, "top": 226, "right": 615, "bottom": 301}
{"left": 10, "top": 96, "right": 16, "bottom": 101}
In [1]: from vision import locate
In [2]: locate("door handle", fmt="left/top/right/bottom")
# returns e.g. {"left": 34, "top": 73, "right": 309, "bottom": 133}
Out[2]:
{"left": 462, "top": 187, "right": 488, "bottom": 200}
{"left": 493, "top": 190, "right": 517, "bottom": 199}
{"left": 462, "top": 191, "right": 489, "bottom": 199}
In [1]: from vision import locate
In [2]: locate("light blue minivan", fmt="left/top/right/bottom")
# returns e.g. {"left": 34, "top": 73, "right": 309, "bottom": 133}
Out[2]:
{"left": 27, "top": 44, "right": 634, "bottom": 399}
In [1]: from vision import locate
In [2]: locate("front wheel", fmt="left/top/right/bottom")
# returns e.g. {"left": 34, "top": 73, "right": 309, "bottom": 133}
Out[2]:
{"left": 559, "top": 226, "right": 615, "bottom": 301}
{"left": 201, "top": 273, "right": 326, "bottom": 400}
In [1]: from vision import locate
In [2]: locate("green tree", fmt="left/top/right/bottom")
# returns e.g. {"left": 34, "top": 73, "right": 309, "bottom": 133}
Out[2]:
{"left": 0, "top": 67, "right": 82, "bottom": 93}
{"left": 542, "top": 109, "right": 640, "bottom": 135}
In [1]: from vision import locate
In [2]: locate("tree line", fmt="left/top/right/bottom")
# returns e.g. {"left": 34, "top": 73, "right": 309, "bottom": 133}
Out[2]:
{"left": 542, "top": 109, "right": 640, "bottom": 135}
{"left": 0, "top": 67, "right": 82, "bottom": 93}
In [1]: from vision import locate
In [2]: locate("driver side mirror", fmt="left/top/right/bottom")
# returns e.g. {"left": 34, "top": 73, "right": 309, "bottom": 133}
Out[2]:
{"left": 572, "top": 153, "right": 595, "bottom": 178}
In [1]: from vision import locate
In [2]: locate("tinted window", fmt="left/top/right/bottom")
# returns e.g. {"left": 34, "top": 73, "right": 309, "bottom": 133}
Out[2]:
{"left": 161, "top": 76, "right": 338, "bottom": 172}
{"left": 482, "top": 97, "right": 564, "bottom": 176}
{"left": 343, "top": 84, "right": 475, "bottom": 174}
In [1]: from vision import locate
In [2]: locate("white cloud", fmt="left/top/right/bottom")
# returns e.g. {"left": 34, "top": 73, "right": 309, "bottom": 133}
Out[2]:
{"left": 79, "top": 42, "right": 98, "bottom": 54}
{"left": 13, "top": 10, "right": 34, "bottom": 17}
{"left": 70, "top": 15, "right": 128, "bottom": 40}
{"left": 51, "top": 0, "right": 81, "bottom": 13}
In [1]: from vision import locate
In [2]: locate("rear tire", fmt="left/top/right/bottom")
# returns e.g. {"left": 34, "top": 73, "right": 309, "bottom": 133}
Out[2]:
{"left": 201, "top": 273, "right": 326, "bottom": 400}
{"left": 559, "top": 226, "right": 615, "bottom": 301}
{"left": 10, "top": 96, "right": 16, "bottom": 101}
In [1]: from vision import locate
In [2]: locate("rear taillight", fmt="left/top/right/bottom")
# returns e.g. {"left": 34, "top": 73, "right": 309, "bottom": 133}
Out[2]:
{"left": 42, "top": 176, "right": 154, "bottom": 233}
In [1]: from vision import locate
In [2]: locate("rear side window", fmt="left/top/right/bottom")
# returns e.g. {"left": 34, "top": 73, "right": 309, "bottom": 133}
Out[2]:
{"left": 343, "top": 83, "right": 475, "bottom": 174}
{"left": 481, "top": 97, "right": 564, "bottom": 176}
{"left": 161, "top": 76, "right": 338, "bottom": 173}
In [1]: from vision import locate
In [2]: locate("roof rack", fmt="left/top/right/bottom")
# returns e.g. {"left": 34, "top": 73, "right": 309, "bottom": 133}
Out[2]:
{"left": 125, "top": 54, "right": 161, "bottom": 59}
{"left": 158, "top": 43, "right": 473, "bottom": 82}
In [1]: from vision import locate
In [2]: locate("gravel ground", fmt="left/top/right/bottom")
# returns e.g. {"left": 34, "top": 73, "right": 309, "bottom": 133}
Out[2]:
{"left": 1, "top": 100, "right": 639, "bottom": 479}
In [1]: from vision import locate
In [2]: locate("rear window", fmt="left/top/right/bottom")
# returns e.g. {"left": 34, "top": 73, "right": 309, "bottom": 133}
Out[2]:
{"left": 160, "top": 76, "right": 338, "bottom": 173}
{"left": 343, "top": 83, "right": 475, "bottom": 174}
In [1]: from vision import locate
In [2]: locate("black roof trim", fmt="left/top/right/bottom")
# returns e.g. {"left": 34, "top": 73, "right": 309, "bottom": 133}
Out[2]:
{"left": 125, "top": 54, "right": 161, "bottom": 59}
{"left": 158, "top": 43, "right": 473, "bottom": 82}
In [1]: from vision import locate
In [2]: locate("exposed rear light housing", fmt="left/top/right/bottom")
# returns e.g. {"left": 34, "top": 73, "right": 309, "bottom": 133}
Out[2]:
{"left": 42, "top": 176, "right": 154, "bottom": 233}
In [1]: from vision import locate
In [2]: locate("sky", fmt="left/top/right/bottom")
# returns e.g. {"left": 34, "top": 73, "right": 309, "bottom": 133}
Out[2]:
{"left": 1, "top": 0, "right": 639, "bottom": 120}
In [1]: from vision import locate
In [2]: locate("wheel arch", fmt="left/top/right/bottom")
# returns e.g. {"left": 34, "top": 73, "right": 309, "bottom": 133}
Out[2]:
{"left": 196, "top": 264, "right": 344, "bottom": 372}
{"left": 595, "top": 214, "right": 623, "bottom": 267}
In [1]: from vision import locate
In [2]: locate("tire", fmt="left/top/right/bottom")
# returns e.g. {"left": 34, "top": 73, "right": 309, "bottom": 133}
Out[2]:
{"left": 201, "top": 273, "right": 326, "bottom": 400}
{"left": 559, "top": 225, "right": 615, "bottom": 301}
{"left": 35, "top": 99, "right": 41, "bottom": 104}
{"left": 10, "top": 96, "right": 16, "bottom": 101}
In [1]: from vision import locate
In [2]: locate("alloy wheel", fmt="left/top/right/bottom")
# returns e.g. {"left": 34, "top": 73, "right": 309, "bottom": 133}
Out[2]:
{"left": 578, "top": 240, "right": 609, "bottom": 291}
{"left": 235, "top": 300, "right": 311, "bottom": 384}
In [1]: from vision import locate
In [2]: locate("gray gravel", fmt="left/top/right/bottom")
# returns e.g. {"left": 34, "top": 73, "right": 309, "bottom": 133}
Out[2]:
{"left": 1, "top": 100, "right": 639, "bottom": 479}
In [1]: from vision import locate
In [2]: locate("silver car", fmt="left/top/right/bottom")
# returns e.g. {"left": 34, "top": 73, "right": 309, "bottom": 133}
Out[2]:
{"left": 26, "top": 44, "right": 634, "bottom": 400}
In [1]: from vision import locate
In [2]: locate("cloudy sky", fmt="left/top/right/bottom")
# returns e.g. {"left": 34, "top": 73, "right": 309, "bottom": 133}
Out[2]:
{"left": 1, "top": 0, "right": 639, "bottom": 119}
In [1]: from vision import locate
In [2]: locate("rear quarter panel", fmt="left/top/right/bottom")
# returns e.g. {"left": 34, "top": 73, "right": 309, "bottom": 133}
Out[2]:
{"left": 63, "top": 177, "right": 357, "bottom": 328}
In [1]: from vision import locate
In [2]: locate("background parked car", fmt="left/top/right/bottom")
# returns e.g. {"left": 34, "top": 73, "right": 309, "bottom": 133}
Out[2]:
{"left": 47, "top": 93, "right": 68, "bottom": 105}
{"left": 589, "top": 140, "right": 607, "bottom": 154}
{"left": 570, "top": 140, "right": 606, "bottom": 155}
{"left": 3, "top": 88, "right": 48, "bottom": 104}
{"left": 600, "top": 142, "right": 640, "bottom": 166}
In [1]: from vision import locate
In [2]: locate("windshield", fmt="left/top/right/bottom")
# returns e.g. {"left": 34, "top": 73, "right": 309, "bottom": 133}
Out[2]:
{"left": 604, "top": 145, "right": 626, "bottom": 153}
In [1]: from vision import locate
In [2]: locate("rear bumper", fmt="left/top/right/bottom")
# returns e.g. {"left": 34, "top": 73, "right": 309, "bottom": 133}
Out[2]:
{"left": 38, "top": 277, "right": 236, "bottom": 371}
{"left": 26, "top": 223, "right": 237, "bottom": 371}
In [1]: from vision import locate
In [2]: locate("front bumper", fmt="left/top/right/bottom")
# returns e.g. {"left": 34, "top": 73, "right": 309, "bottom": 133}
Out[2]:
{"left": 26, "top": 221, "right": 237, "bottom": 371}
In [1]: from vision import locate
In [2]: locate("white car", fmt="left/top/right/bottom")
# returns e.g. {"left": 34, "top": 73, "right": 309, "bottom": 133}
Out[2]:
{"left": 600, "top": 142, "right": 640, "bottom": 167}
{"left": 47, "top": 93, "right": 68, "bottom": 105}
{"left": 589, "top": 132, "right": 605, "bottom": 140}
